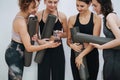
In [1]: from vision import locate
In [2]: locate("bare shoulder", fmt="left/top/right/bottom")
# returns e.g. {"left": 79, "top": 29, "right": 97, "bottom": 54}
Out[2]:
{"left": 93, "top": 13, "right": 101, "bottom": 23}
{"left": 13, "top": 17, "right": 26, "bottom": 28}
{"left": 58, "top": 11, "right": 67, "bottom": 20}
{"left": 68, "top": 15, "right": 77, "bottom": 24}
{"left": 106, "top": 13, "right": 118, "bottom": 20}
{"left": 69, "top": 15, "right": 76, "bottom": 20}
{"left": 13, "top": 17, "right": 27, "bottom": 33}
{"left": 93, "top": 13, "right": 101, "bottom": 20}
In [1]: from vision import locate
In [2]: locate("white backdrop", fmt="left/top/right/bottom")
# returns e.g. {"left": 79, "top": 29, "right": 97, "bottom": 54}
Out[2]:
{"left": 0, "top": 0, "right": 120, "bottom": 80}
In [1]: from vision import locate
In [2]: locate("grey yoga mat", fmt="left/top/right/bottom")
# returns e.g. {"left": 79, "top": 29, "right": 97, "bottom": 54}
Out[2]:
{"left": 24, "top": 15, "right": 39, "bottom": 67}
{"left": 70, "top": 27, "right": 89, "bottom": 80}
{"left": 76, "top": 31, "right": 120, "bottom": 50}
{"left": 34, "top": 14, "right": 57, "bottom": 63}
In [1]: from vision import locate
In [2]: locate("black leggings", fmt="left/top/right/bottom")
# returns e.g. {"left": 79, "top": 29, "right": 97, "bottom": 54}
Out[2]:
{"left": 5, "top": 40, "right": 25, "bottom": 80}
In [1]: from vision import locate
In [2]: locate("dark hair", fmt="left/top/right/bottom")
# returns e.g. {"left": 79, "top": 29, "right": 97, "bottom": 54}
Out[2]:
{"left": 96, "top": 0, "right": 113, "bottom": 17}
{"left": 18, "top": 0, "right": 40, "bottom": 12}
{"left": 77, "top": 0, "right": 91, "bottom": 4}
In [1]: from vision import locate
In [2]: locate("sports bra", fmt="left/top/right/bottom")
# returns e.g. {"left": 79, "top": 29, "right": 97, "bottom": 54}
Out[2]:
{"left": 12, "top": 16, "right": 25, "bottom": 43}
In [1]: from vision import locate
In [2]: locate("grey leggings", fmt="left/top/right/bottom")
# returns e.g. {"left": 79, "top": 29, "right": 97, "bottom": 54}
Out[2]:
{"left": 5, "top": 40, "right": 25, "bottom": 80}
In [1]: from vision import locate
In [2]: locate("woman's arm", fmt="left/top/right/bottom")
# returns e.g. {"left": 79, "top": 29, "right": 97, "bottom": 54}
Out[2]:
{"left": 57, "top": 12, "right": 67, "bottom": 38}
{"left": 67, "top": 15, "right": 83, "bottom": 52}
{"left": 15, "top": 18, "right": 60, "bottom": 52}
{"left": 97, "top": 13, "right": 120, "bottom": 49}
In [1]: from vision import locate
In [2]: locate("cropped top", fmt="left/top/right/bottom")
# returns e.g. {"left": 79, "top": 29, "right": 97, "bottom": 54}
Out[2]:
{"left": 12, "top": 16, "right": 25, "bottom": 43}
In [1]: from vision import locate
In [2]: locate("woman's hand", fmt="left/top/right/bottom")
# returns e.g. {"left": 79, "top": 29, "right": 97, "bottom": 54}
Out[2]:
{"left": 32, "top": 34, "right": 39, "bottom": 42}
{"left": 75, "top": 55, "right": 84, "bottom": 70}
{"left": 50, "top": 35, "right": 61, "bottom": 42}
{"left": 57, "top": 30, "right": 63, "bottom": 38}
{"left": 32, "top": 34, "right": 52, "bottom": 45}
{"left": 45, "top": 41, "right": 61, "bottom": 48}
{"left": 70, "top": 43, "right": 83, "bottom": 52}
{"left": 90, "top": 43, "right": 102, "bottom": 49}
{"left": 38, "top": 38, "right": 50, "bottom": 45}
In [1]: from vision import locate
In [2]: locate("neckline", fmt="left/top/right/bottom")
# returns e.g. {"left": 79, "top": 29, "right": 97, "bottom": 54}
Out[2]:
{"left": 78, "top": 12, "right": 92, "bottom": 25}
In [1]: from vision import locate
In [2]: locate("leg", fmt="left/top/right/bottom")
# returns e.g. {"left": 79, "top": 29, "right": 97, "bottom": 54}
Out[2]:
{"left": 113, "top": 51, "right": 120, "bottom": 80}
{"left": 38, "top": 52, "right": 50, "bottom": 80}
{"left": 86, "top": 48, "right": 99, "bottom": 80}
{"left": 51, "top": 46, "right": 65, "bottom": 80}
{"left": 103, "top": 50, "right": 114, "bottom": 80}
{"left": 70, "top": 50, "right": 81, "bottom": 80}
{"left": 5, "top": 45, "right": 24, "bottom": 80}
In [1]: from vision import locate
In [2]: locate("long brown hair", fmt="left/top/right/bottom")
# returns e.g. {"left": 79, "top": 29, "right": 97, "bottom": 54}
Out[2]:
{"left": 96, "top": 0, "right": 113, "bottom": 17}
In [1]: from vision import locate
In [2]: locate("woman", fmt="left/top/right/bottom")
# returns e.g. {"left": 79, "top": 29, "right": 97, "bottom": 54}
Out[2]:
{"left": 36, "top": 0, "right": 67, "bottom": 80}
{"left": 92, "top": 0, "right": 120, "bottom": 80}
{"left": 67, "top": 0, "right": 101, "bottom": 80}
{"left": 5, "top": 0, "right": 60, "bottom": 80}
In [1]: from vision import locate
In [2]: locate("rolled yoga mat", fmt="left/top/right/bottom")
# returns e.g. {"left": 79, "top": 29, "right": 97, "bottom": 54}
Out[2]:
{"left": 34, "top": 14, "right": 57, "bottom": 63}
{"left": 24, "top": 15, "right": 39, "bottom": 67}
{"left": 75, "top": 30, "right": 120, "bottom": 50}
{"left": 70, "top": 27, "right": 89, "bottom": 80}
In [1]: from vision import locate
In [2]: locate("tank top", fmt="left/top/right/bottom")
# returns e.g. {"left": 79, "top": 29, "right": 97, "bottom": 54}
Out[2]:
{"left": 39, "top": 10, "right": 63, "bottom": 34}
{"left": 73, "top": 13, "right": 94, "bottom": 35}
{"left": 103, "top": 17, "right": 115, "bottom": 39}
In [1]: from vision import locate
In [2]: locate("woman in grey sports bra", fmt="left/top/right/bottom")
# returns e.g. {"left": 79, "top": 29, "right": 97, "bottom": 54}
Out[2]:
{"left": 5, "top": 0, "right": 60, "bottom": 80}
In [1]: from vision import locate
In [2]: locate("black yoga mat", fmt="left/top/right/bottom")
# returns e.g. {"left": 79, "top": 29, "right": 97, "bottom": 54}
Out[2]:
{"left": 24, "top": 15, "right": 38, "bottom": 67}
{"left": 70, "top": 27, "right": 89, "bottom": 80}
{"left": 34, "top": 14, "right": 57, "bottom": 63}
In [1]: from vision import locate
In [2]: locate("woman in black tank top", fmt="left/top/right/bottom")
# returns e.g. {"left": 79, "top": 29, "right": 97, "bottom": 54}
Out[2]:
{"left": 67, "top": 0, "right": 101, "bottom": 80}
{"left": 36, "top": 0, "right": 67, "bottom": 80}
{"left": 92, "top": 0, "right": 120, "bottom": 80}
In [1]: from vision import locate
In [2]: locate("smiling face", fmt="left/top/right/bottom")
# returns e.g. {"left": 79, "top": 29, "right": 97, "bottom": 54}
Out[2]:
{"left": 92, "top": 0, "right": 101, "bottom": 15}
{"left": 76, "top": 0, "right": 91, "bottom": 14}
{"left": 44, "top": 0, "right": 59, "bottom": 12}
